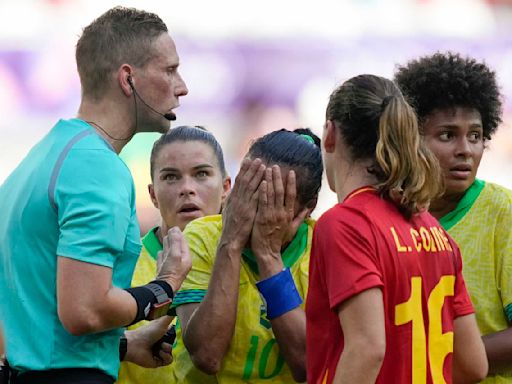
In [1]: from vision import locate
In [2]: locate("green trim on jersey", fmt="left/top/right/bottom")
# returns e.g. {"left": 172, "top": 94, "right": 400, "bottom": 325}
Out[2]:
{"left": 505, "top": 303, "right": 512, "bottom": 323}
{"left": 242, "top": 222, "right": 309, "bottom": 274}
{"left": 439, "top": 179, "right": 485, "bottom": 230}
{"left": 141, "top": 226, "right": 161, "bottom": 261}
{"left": 173, "top": 289, "right": 207, "bottom": 307}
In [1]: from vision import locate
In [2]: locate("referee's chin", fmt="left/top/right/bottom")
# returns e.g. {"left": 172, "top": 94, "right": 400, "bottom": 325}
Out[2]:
{"left": 145, "top": 120, "right": 172, "bottom": 135}
{"left": 158, "top": 120, "right": 172, "bottom": 134}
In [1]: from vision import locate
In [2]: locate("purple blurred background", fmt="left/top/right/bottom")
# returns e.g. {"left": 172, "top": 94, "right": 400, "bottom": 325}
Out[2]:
{"left": 1, "top": 0, "right": 511, "bottom": 233}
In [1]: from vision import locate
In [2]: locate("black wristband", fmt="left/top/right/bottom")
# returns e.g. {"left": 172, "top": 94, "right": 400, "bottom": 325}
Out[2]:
{"left": 148, "top": 280, "right": 174, "bottom": 300}
{"left": 119, "top": 335, "right": 128, "bottom": 361}
{"left": 125, "top": 280, "right": 174, "bottom": 325}
{"left": 125, "top": 285, "right": 157, "bottom": 325}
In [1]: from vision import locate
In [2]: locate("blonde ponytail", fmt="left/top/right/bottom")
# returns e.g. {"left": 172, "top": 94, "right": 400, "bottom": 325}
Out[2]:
{"left": 376, "top": 96, "right": 443, "bottom": 216}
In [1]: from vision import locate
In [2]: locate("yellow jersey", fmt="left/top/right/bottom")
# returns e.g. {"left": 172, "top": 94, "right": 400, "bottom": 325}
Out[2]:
{"left": 440, "top": 180, "right": 512, "bottom": 383}
{"left": 168, "top": 215, "right": 314, "bottom": 383}
{"left": 117, "top": 227, "right": 175, "bottom": 384}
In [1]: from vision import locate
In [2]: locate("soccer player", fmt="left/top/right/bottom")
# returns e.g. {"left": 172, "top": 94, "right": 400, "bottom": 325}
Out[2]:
{"left": 0, "top": 7, "right": 190, "bottom": 383}
{"left": 170, "top": 129, "right": 322, "bottom": 383}
{"left": 306, "top": 74, "right": 488, "bottom": 384}
{"left": 396, "top": 52, "right": 512, "bottom": 383}
{"left": 117, "top": 126, "right": 231, "bottom": 384}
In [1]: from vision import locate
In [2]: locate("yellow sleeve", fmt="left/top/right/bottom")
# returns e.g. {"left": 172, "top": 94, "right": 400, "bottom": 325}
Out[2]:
{"left": 173, "top": 215, "right": 222, "bottom": 307}
{"left": 293, "top": 218, "right": 314, "bottom": 308}
{"left": 495, "top": 187, "right": 512, "bottom": 319}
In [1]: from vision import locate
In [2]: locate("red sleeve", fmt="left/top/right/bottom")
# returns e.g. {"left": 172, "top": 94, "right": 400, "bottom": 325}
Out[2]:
{"left": 451, "top": 238, "right": 475, "bottom": 317}
{"left": 315, "top": 206, "right": 383, "bottom": 311}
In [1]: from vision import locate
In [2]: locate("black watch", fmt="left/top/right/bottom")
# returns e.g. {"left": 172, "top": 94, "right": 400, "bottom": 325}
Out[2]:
{"left": 119, "top": 334, "right": 128, "bottom": 361}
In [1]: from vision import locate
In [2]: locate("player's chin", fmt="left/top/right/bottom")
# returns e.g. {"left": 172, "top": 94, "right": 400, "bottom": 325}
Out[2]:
{"left": 177, "top": 212, "right": 202, "bottom": 229}
{"left": 444, "top": 179, "right": 473, "bottom": 196}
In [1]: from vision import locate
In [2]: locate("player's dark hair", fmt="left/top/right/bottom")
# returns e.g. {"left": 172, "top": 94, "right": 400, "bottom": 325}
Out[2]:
{"left": 150, "top": 125, "right": 227, "bottom": 181}
{"left": 394, "top": 51, "right": 502, "bottom": 140}
{"left": 247, "top": 128, "right": 322, "bottom": 208}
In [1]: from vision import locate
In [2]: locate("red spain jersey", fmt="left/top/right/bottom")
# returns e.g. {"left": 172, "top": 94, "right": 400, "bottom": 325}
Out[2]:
{"left": 306, "top": 187, "right": 474, "bottom": 384}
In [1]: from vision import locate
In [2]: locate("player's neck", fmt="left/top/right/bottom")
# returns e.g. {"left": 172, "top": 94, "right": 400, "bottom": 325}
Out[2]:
{"left": 156, "top": 223, "right": 169, "bottom": 245}
{"left": 334, "top": 160, "right": 378, "bottom": 203}
{"left": 77, "top": 98, "right": 135, "bottom": 153}
{"left": 428, "top": 193, "right": 463, "bottom": 220}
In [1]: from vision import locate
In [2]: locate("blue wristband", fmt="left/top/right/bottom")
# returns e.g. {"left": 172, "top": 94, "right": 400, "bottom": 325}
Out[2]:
{"left": 256, "top": 268, "right": 302, "bottom": 319}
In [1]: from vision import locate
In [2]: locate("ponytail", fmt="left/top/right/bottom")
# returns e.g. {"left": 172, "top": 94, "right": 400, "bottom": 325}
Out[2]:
{"left": 326, "top": 74, "right": 443, "bottom": 217}
{"left": 376, "top": 96, "right": 443, "bottom": 216}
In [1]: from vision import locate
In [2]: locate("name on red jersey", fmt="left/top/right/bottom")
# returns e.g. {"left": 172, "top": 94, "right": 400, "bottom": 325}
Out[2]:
{"left": 390, "top": 226, "right": 453, "bottom": 253}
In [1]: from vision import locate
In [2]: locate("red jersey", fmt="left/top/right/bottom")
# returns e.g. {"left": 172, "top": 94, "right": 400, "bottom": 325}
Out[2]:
{"left": 306, "top": 187, "right": 474, "bottom": 384}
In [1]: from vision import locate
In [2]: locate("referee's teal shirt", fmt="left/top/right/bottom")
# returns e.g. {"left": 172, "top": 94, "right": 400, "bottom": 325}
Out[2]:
{"left": 0, "top": 119, "right": 141, "bottom": 379}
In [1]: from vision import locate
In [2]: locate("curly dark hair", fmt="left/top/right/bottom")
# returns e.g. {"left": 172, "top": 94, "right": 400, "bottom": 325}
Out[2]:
{"left": 394, "top": 52, "right": 503, "bottom": 139}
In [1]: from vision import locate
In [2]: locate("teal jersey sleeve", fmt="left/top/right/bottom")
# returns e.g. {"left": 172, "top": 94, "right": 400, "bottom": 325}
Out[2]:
{"left": 55, "top": 146, "right": 135, "bottom": 268}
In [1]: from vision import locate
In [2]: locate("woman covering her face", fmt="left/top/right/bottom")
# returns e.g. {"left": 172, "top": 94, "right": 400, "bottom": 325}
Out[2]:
{"left": 169, "top": 128, "right": 322, "bottom": 383}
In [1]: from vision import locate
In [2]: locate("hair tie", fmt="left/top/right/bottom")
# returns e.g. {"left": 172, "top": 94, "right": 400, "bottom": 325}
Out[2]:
{"left": 381, "top": 95, "right": 395, "bottom": 112}
{"left": 300, "top": 134, "right": 315, "bottom": 144}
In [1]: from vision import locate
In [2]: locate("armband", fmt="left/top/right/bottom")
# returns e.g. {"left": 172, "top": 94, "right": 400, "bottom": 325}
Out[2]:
{"left": 125, "top": 280, "right": 174, "bottom": 324}
{"left": 256, "top": 268, "right": 302, "bottom": 319}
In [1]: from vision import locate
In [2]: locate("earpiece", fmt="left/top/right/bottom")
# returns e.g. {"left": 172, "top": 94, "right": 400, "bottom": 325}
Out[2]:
{"left": 127, "top": 76, "right": 134, "bottom": 88}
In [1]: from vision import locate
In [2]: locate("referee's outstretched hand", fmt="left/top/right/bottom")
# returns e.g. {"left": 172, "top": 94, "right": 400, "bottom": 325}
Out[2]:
{"left": 156, "top": 227, "right": 192, "bottom": 294}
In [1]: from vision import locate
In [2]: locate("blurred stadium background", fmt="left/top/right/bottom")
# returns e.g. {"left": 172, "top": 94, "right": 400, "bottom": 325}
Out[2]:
{"left": 1, "top": 0, "right": 511, "bottom": 234}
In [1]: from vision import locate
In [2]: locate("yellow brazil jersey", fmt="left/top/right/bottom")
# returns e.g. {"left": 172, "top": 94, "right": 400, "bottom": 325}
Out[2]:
{"left": 440, "top": 180, "right": 512, "bottom": 383}
{"left": 117, "top": 227, "right": 176, "bottom": 384}
{"left": 168, "top": 214, "right": 314, "bottom": 383}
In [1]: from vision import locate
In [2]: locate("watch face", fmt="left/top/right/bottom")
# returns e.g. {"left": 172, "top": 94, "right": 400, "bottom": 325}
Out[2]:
{"left": 147, "top": 300, "right": 172, "bottom": 320}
